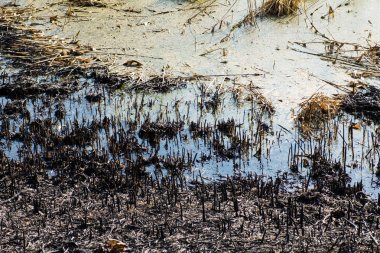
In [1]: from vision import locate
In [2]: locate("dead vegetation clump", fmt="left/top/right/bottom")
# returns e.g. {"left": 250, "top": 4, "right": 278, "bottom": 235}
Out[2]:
{"left": 310, "top": 151, "right": 356, "bottom": 195}
{"left": 245, "top": 0, "right": 257, "bottom": 25}
{"left": 232, "top": 82, "right": 275, "bottom": 115}
{"left": 139, "top": 119, "right": 184, "bottom": 146}
{"left": 68, "top": 0, "right": 107, "bottom": 7}
{"left": 0, "top": 7, "right": 98, "bottom": 76}
{"left": 223, "top": 0, "right": 303, "bottom": 45}
{"left": 324, "top": 41, "right": 380, "bottom": 78}
{"left": 249, "top": 87, "right": 275, "bottom": 114}
{"left": 342, "top": 85, "right": 380, "bottom": 123}
{"left": 297, "top": 93, "right": 342, "bottom": 135}
{"left": 130, "top": 76, "right": 188, "bottom": 92}
{"left": 260, "top": 0, "right": 303, "bottom": 16}
{"left": 291, "top": 30, "right": 380, "bottom": 78}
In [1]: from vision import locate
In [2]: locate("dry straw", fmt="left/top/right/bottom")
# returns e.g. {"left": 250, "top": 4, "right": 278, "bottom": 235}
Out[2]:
{"left": 260, "top": 0, "right": 303, "bottom": 16}
{"left": 297, "top": 93, "right": 342, "bottom": 135}
{"left": 68, "top": 0, "right": 107, "bottom": 7}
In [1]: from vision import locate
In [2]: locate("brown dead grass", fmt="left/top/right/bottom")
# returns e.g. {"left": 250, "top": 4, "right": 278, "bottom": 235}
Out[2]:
{"left": 68, "top": 0, "right": 107, "bottom": 7}
{"left": 260, "top": 0, "right": 303, "bottom": 16}
{"left": 297, "top": 93, "right": 342, "bottom": 135}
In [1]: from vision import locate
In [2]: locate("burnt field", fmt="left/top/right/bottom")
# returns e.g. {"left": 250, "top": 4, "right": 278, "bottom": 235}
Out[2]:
{"left": 2, "top": 1, "right": 380, "bottom": 253}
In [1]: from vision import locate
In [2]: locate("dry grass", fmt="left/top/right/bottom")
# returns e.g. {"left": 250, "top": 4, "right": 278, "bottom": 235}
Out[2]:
{"left": 297, "top": 93, "right": 342, "bottom": 135}
{"left": 222, "top": 0, "right": 303, "bottom": 42}
{"left": 68, "top": 0, "right": 107, "bottom": 7}
{"left": 232, "top": 82, "right": 275, "bottom": 114}
{"left": 260, "top": 0, "right": 303, "bottom": 16}
{"left": 0, "top": 6, "right": 99, "bottom": 75}
{"left": 246, "top": 0, "right": 257, "bottom": 25}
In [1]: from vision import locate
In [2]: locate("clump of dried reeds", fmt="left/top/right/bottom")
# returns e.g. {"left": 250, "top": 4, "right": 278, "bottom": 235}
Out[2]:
{"left": 68, "top": 0, "right": 107, "bottom": 7}
{"left": 232, "top": 82, "right": 275, "bottom": 115}
{"left": 246, "top": 0, "right": 257, "bottom": 25}
{"left": 222, "top": 0, "right": 302, "bottom": 42}
{"left": 297, "top": 93, "right": 341, "bottom": 135}
{"left": 342, "top": 85, "right": 380, "bottom": 123}
{"left": 0, "top": 6, "right": 98, "bottom": 75}
{"left": 260, "top": 0, "right": 303, "bottom": 16}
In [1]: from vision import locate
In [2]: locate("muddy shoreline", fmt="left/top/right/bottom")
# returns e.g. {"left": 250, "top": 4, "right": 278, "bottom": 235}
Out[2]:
{"left": 2, "top": 163, "right": 379, "bottom": 252}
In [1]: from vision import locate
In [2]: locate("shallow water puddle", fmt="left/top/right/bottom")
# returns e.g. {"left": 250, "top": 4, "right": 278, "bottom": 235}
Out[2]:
{"left": 1, "top": 0, "right": 380, "bottom": 195}
{"left": 0, "top": 70, "right": 379, "bottom": 195}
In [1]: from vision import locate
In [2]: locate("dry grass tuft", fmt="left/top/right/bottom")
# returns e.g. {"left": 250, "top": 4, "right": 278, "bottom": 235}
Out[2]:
{"left": 246, "top": 0, "right": 257, "bottom": 25}
{"left": 260, "top": 0, "right": 303, "bottom": 16}
{"left": 297, "top": 93, "right": 341, "bottom": 135}
{"left": 0, "top": 6, "right": 98, "bottom": 75}
{"left": 68, "top": 0, "right": 107, "bottom": 7}
{"left": 232, "top": 82, "right": 275, "bottom": 115}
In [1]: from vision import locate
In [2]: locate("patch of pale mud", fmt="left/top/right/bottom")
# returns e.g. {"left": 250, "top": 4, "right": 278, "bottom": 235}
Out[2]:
{"left": 3, "top": 0, "right": 380, "bottom": 127}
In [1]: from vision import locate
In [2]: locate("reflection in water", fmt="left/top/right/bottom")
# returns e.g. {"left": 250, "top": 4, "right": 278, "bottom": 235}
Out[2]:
{"left": 0, "top": 69, "right": 379, "bottom": 195}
